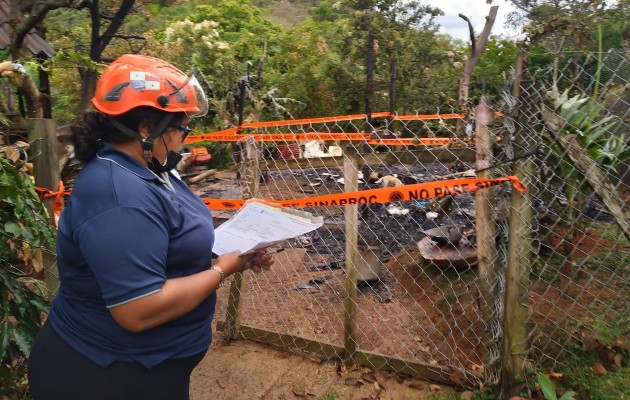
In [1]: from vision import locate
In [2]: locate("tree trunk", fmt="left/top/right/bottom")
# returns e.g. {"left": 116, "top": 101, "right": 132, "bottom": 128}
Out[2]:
{"left": 457, "top": 6, "right": 498, "bottom": 133}
{"left": 365, "top": 29, "right": 375, "bottom": 133}
{"left": 77, "top": 69, "right": 99, "bottom": 118}
{"left": 21, "top": 76, "right": 43, "bottom": 119}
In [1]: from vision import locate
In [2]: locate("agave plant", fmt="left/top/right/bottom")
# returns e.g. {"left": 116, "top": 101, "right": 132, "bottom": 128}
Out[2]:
{"left": 552, "top": 90, "right": 628, "bottom": 170}
{"left": 541, "top": 89, "right": 627, "bottom": 267}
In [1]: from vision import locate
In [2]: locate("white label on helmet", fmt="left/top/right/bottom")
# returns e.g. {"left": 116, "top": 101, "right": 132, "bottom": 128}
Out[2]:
{"left": 130, "top": 72, "right": 146, "bottom": 80}
{"left": 145, "top": 81, "right": 160, "bottom": 90}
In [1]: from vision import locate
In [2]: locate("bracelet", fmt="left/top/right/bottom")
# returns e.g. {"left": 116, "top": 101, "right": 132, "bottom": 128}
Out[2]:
{"left": 212, "top": 265, "right": 225, "bottom": 287}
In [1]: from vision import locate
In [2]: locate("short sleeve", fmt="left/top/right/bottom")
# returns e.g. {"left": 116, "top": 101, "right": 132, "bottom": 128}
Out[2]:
{"left": 74, "top": 206, "right": 169, "bottom": 307}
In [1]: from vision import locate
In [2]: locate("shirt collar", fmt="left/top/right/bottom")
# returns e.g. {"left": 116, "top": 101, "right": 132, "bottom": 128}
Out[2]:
{"left": 96, "top": 142, "right": 157, "bottom": 181}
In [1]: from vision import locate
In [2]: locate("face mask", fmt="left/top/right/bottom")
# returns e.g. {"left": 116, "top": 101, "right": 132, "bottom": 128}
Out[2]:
{"left": 148, "top": 150, "right": 183, "bottom": 174}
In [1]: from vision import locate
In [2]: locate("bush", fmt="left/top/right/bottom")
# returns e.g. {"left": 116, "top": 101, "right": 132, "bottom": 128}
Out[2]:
{"left": 0, "top": 149, "right": 53, "bottom": 398}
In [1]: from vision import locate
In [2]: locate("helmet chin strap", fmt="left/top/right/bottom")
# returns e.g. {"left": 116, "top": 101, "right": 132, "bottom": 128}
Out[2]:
{"left": 109, "top": 113, "right": 175, "bottom": 162}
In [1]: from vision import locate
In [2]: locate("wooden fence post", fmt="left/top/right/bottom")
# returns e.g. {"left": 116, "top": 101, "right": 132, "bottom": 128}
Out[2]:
{"left": 343, "top": 144, "right": 359, "bottom": 364}
{"left": 27, "top": 118, "right": 60, "bottom": 299}
{"left": 502, "top": 76, "right": 539, "bottom": 396}
{"left": 223, "top": 136, "right": 258, "bottom": 341}
{"left": 474, "top": 97, "right": 501, "bottom": 383}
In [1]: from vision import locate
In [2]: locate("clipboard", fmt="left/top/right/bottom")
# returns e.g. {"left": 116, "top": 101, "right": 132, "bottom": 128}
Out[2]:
{"left": 212, "top": 201, "right": 323, "bottom": 256}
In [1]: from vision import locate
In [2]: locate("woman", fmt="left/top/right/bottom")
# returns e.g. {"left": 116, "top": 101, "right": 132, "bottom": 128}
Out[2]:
{"left": 27, "top": 54, "right": 273, "bottom": 399}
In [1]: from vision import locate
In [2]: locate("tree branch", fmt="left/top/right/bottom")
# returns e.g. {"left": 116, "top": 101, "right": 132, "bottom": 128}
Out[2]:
{"left": 99, "top": 34, "right": 147, "bottom": 55}
{"left": 458, "top": 13, "right": 476, "bottom": 54}
{"left": 11, "top": 0, "right": 79, "bottom": 59}
{"left": 97, "top": 0, "right": 136, "bottom": 54}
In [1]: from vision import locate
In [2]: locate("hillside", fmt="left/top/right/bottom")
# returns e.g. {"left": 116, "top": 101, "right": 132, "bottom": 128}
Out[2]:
{"left": 254, "top": 0, "right": 315, "bottom": 27}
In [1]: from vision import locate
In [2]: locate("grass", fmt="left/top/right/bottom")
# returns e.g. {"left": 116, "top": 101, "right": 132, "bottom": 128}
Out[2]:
{"left": 540, "top": 312, "right": 630, "bottom": 400}
{"left": 424, "top": 393, "right": 462, "bottom": 400}
{"left": 559, "top": 360, "right": 630, "bottom": 399}
{"left": 581, "top": 367, "right": 630, "bottom": 399}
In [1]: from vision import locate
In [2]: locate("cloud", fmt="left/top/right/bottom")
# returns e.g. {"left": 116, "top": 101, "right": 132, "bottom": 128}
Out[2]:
{"left": 423, "top": 0, "right": 520, "bottom": 41}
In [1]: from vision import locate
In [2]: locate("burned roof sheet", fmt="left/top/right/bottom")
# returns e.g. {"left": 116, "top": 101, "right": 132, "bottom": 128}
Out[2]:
{"left": 0, "top": 0, "right": 55, "bottom": 58}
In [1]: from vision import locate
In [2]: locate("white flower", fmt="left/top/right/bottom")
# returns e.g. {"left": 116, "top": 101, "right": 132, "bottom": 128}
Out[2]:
{"left": 215, "top": 41, "right": 229, "bottom": 50}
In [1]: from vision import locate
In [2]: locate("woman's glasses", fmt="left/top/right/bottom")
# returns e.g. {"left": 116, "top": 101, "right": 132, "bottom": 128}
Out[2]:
{"left": 169, "top": 125, "right": 192, "bottom": 141}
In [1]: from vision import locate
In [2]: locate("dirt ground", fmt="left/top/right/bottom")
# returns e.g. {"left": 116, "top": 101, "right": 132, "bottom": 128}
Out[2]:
{"left": 189, "top": 330, "right": 466, "bottom": 400}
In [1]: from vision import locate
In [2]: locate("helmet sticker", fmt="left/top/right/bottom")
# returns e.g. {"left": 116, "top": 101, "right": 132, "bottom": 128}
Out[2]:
{"left": 130, "top": 71, "right": 160, "bottom": 91}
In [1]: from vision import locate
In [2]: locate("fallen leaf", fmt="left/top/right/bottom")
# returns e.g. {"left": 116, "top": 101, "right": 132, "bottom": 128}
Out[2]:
{"left": 407, "top": 380, "right": 425, "bottom": 390}
{"left": 592, "top": 363, "right": 607, "bottom": 376}
{"left": 361, "top": 388, "right": 382, "bottom": 400}
{"left": 614, "top": 353, "right": 622, "bottom": 368}
{"left": 345, "top": 379, "right": 363, "bottom": 387}
{"left": 336, "top": 364, "right": 349, "bottom": 378}
{"left": 549, "top": 371, "right": 563, "bottom": 380}
{"left": 429, "top": 384, "right": 441, "bottom": 392}
{"left": 362, "top": 372, "right": 377, "bottom": 383}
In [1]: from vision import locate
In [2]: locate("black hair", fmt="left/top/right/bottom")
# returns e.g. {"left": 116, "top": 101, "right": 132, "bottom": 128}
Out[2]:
{"left": 71, "top": 107, "right": 186, "bottom": 162}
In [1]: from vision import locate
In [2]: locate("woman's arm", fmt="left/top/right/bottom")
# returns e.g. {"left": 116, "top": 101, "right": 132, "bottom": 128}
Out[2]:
{"left": 109, "top": 249, "right": 273, "bottom": 332}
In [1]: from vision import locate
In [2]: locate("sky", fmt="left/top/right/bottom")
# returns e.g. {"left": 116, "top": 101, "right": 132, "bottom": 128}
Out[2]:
{"left": 421, "top": 0, "right": 522, "bottom": 42}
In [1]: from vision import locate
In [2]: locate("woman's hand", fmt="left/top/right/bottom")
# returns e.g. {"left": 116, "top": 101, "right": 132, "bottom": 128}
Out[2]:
{"left": 245, "top": 249, "right": 274, "bottom": 273}
{"left": 214, "top": 250, "right": 249, "bottom": 276}
{"left": 215, "top": 249, "right": 274, "bottom": 276}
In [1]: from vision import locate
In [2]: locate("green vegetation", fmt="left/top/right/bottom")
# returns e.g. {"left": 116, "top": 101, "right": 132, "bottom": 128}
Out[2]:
{"left": 0, "top": 151, "right": 54, "bottom": 398}
{"left": 317, "top": 392, "right": 340, "bottom": 400}
{"left": 424, "top": 393, "right": 461, "bottom": 400}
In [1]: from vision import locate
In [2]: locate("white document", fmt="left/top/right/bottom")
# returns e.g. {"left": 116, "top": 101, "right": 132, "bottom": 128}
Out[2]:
{"left": 212, "top": 201, "right": 323, "bottom": 256}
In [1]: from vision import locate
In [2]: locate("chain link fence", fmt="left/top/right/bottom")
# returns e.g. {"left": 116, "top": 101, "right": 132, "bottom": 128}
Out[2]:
{"left": 207, "top": 50, "right": 629, "bottom": 389}
{"left": 502, "top": 50, "right": 630, "bottom": 385}
{"left": 7, "top": 50, "right": 628, "bottom": 393}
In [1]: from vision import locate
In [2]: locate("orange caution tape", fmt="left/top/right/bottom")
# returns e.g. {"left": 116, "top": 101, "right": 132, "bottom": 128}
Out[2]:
{"left": 186, "top": 134, "right": 499, "bottom": 146}
{"left": 202, "top": 176, "right": 525, "bottom": 210}
{"left": 392, "top": 113, "right": 465, "bottom": 121}
{"left": 183, "top": 112, "right": 505, "bottom": 145}
{"left": 185, "top": 132, "right": 370, "bottom": 144}
{"left": 367, "top": 138, "right": 465, "bottom": 146}
{"left": 241, "top": 112, "right": 392, "bottom": 128}
{"left": 36, "top": 182, "right": 72, "bottom": 226}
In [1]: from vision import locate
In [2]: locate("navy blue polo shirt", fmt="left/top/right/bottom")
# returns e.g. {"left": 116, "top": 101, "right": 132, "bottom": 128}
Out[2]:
{"left": 49, "top": 143, "right": 216, "bottom": 368}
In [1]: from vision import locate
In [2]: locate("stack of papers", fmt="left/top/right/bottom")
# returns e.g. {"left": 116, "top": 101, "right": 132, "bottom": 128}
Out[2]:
{"left": 212, "top": 201, "right": 323, "bottom": 256}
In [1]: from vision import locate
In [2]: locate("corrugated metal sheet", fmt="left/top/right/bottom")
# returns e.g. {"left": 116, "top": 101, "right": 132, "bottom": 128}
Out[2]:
{"left": 0, "top": 0, "right": 55, "bottom": 58}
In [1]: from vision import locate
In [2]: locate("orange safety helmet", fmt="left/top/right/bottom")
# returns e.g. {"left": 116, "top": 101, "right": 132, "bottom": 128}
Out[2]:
{"left": 92, "top": 54, "right": 208, "bottom": 118}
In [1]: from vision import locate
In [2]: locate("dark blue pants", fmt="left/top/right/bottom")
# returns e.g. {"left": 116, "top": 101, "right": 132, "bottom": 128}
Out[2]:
{"left": 28, "top": 321, "right": 206, "bottom": 400}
